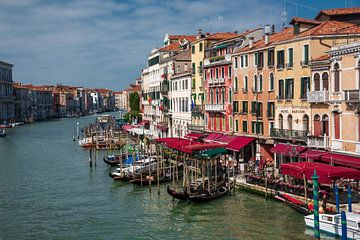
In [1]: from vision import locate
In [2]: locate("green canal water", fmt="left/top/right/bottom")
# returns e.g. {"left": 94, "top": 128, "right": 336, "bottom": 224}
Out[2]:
{"left": 0, "top": 115, "right": 321, "bottom": 239}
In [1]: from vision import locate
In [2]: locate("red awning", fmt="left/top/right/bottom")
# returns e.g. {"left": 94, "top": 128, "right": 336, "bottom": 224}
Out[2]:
{"left": 227, "top": 137, "right": 255, "bottom": 151}
{"left": 122, "top": 124, "right": 135, "bottom": 131}
{"left": 204, "top": 133, "right": 223, "bottom": 141}
{"left": 299, "top": 149, "right": 329, "bottom": 160}
{"left": 184, "top": 133, "right": 206, "bottom": 140}
{"left": 320, "top": 153, "right": 360, "bottom": 169}
{"left": 270, "top": 143, "right": 307, "bottom": 157}
{"left": 139, "top": 120, "right": 150, "bottom": 125}
{"left": 216, "top": 135, "right": 237, "bottom": 143}
{"left": 184, "top": 142, "right": 225, "bottom": 151}
{"left": 280, "top": 162, "right": 360, "bottom": 184}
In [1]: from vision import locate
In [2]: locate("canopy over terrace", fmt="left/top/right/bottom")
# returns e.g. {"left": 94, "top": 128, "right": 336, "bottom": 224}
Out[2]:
{"left": 183, "top": 133, "right": 207, "bottom": 140}
{"left": 226, "top": 136, "right": 255, "bottom": 151}
{"left": 156, "top": 138, "right": 225, "bottom": 154}
{"left": 280, "top": 162, "right": 360, "bottom": 184}
{"left": 270, "top": 143, "right": 307, "bottom": 157}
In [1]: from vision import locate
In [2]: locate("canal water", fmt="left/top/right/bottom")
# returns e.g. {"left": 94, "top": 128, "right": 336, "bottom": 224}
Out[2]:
{"left": 0, "top": 115, "right": 319, "bottom": 239}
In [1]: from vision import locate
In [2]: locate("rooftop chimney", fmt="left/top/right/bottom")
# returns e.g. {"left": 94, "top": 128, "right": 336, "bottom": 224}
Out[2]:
{"left": 249, "top": 36, "right": 254, "bottom": 49}
{"left": 264, "top": 25, "right": 271, "bottom": 45}
{"left": 197, "top": 29, "right": 203, "bottom": 39}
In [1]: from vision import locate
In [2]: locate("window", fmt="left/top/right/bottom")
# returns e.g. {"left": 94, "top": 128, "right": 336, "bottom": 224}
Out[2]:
{"left": 287, "top": 48, "right": 293, "bottom": 67}
{"left": 210, "top": 69, "right": 213, "bottom": 79}
{"left": 245, "top": 55, "right": 248, "bottom": 67}
{"left": 233, "top": 101, "right": 239, "bottom": 113}
{"left": 235, "top": 119, "right": 239, "bottom": 132}
{"left": 216, "top": 88, "right": 219, "bottom": 104}
{"left": 216, "top": 68, "right": 219, "bottom": 78}
{"left": 303, "top": 115, "right": 309, "bottom": 133}
{"left": 253, "top": 75, "right": 258, "bottom": 92}
{"left": 267, "top": 102, "right": 275, "bottom": 118}
{"left": 242, "top": 120, "right": 248, "bottom": 133}
{"left": 221, "top": 88, "right": 225, "bottom": 104}
{"left": 303, "top": 45, "right": 309, "bottom": 65}
{"left": 221, "top": 67, "right": 225, "bottom": 78}
{"left": 210, "top": 89, "right": 213, "bottom": 104}
{"left": 314, "top": 114, "right": 321, "bottom": 135}
{"left": 242, "top": 101, "right": 248, "bottom": 114}
{"left": 269, "top": 73, "right": 274, "bottom": 91}
{"left": 192, "top": 63, "right": 196, "bottom": 74}
{"left": 322, "top": 72, "right": 329, "bottom": 90}
{"left": 334, "top": 63, "right": 340, "bottom": 92}
{"left": 287, "top": 115, "right": 293, "bottom": 131}
{"left": 300, "top": 77, "right": 310, "bottom": 99}
{"left": 192, "top": 45, "right": 195, "bottom": 54}
{"left": 216, "top": 115, "right": 220, "bottom": 131}
{"left": 199, "top": 61, "right": 203, "bottom": 74}
{"left": 240, "top": 56, "right": 244, "bottom": 68}
{"left": 257, "top": 51, "right": 264, "bottom": 68}
{"left": 285, "top": 78, "right": 294, "bottom": 99}
{"left": 234, "top": 57, "right": 238, "bottom": 69}
{"left": 322, "top": 114, "right": 329, "bottom": 136}
{"left": 314, "top": 73, "right": 320, "bottom": 91}
{"left": 229, "top": 116, "right": 233, "bottom": 130}
{"left": 268, "top": 49, "right": 274, "bottom": 67}
{"left": 334, "top": 112, "right": 341, "bottom": 138}
{"left": 257, "top": 102, "right": 262, "bottom": 117}
{"left": 192, "top": 79, "right": 196, "bottom": 89}
{"left": 229, "top": 88, "right": 232, "bottom": 103}
{"left": 278, "top": 114, "right": 283, "bottom": 129}
{"left": 254, "top": 52, "right": 258, "bottom": 66}
{"left": 251, "top": 101, "right": 257, "bottom": 115}
{"left": 228, "top": 66, "right": 232, "bottom": 78}
{"left": 244, "top": 76, "right": 248, "bottom": 91}
{"left": 278, "top": 79, "right": 284, "bottom": 99}
{"left": 277, "top": 50, "right": 285, "bottom": 69}
{"left": 222, "top": 116, "right": 226, "bottom": 131}
{"left": 234, "top": 77, "right": 238, "bottom": 92}
{"left": 199, "top": 43, "right": 203, "bottom": 52}
{"left": 259, "top": 74, "right": 263, "bottom": 91}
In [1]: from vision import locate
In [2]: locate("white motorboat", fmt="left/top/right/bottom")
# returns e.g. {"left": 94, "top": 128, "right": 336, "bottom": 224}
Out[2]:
{"left": 305, "top": 212, "right": 360, "bottom": 239}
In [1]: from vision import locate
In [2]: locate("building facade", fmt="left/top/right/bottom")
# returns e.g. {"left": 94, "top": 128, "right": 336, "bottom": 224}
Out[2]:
{"left": 0, "top": 60, "right": 14, "bottom": 123}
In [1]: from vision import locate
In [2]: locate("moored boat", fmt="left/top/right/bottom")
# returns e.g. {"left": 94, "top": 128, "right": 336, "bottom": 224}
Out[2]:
{"left": 185, "top": 185, "right": 230, "bottom": 203}
{"left": 167, "top": 186, "right": 187, "bottom": 201}
{"left": 103, "top": 154, "right": 126, "bottom": 166}
{"left": 305, "top": 212, "right": 360, "bottom": 239}
{"left": 275, "top": 191, "right": 310, "bottom": 215}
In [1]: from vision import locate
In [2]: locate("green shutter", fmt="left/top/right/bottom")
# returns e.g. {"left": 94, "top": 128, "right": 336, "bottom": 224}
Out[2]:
{"left": 289, "top": 48, "right": 293, "bottom": 66}
{"left": 300, "top": 77, "right": 305, "bottom": 99}
{"left": 304, "top": 45, "right": 309, "bottom": 63}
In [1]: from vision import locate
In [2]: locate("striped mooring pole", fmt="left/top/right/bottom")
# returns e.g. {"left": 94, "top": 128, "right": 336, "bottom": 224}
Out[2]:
{"left": 312, "top": 170, "right": 320, "bottom": 239}
{"left": 348, "top": 185, "right": 352, "bottom": 212}
{"left": 341, "top": 211, "right": 347, "bottom": 240}
{"left": 335, "top": 185, "right": 340, "bottom": 213}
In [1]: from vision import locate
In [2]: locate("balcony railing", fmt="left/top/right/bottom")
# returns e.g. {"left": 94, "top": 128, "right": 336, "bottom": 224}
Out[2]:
{"left": 191, "top": 105, "right": 203, "bottom": 112}
{"left": 270, "top": 128, "right": 308, "bottom": 141}
{"left": 204, "top": 54, "right": 231, "bottom": 67}
{"left": 307, "top": 90, "right": 329, "bottom": 103}
{"left": 344, "top": 89, "right": 360, "bottom": 102}
{"left": 205, "top": 104, "right": 225, "bottom": 112}
{"left": 188, "top": 124, "right": 205, "bottom": 131}
{"left": 285, "top": 62, "right": 293, "bottom": 69}
{"left": 307, "top": 135, "right": 330, "bottom": 149}
{"left": 300, "top": 60, "right": 309, "bottom": 67}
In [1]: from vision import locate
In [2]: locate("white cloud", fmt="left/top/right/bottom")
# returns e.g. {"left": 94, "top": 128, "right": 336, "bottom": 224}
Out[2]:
{"left": 0, "top": 0, "right": 288, "bottom": 89}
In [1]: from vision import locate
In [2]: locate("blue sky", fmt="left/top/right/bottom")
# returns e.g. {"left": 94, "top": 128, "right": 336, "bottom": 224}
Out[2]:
{"left": 0, "top": 0, "right": 359, "bottom": 90}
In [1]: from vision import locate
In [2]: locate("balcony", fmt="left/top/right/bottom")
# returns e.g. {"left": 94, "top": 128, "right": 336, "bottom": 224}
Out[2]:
{"left": 344, "top": 89, "right": 360, "bottom": 102}
{"left": 270, "top": 128, "right": 308, "bottom": 141}
{"left": 204, "top": 54, "right": 231, "bottom": 67}
{"left": 307, "top": 90, "right": 329, "bottom": 103}
{"left": 191, "top": 105, "right": 203, "bottom": 113}
{"left": 205, "top": 104, "right": 225, "bottom": 112}
{"left": 307, "top": 135, "right": 330, "bottom": 149}
{"left": 160, "top": 81, "right": 169, "bottom": 94}
{"left": 285, "top": 62, "right": 293, "bottom": 69}
{"left": 300, "top": 60, "right": 309, "bottom": 67}
{"left": 188, "top": 124, "right": 205, "bottom": 132}
{"left": 218, "top": 78, "right": 225, "bottom": 84}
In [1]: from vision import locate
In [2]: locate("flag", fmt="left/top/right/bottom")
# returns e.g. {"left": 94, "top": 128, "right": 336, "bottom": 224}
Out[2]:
{"left": 191, "top": 98, "right": 195, "bottom": 110}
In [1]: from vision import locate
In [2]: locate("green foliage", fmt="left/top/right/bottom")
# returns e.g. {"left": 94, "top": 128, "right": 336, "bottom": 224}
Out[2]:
{"left": 124, "top": 112, "right": 131, "bottom": 123}
{"left": 129, "top": 92, "right": 140, "bottom": 112}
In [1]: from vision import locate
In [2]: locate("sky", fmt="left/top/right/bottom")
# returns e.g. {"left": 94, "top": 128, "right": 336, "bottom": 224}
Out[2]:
{"left": 0, "top": 0, "right": 359, "bottom": 91}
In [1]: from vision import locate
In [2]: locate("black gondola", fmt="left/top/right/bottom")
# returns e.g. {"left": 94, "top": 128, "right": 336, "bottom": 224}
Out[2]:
{"left": 129, "top": 175, "right": 171, "bottom": 186}
{"left": 185, "top": 186, "right": 230, "bottom": 203}
{"left": 275, "top": 191, "right": 311, "bottom": 215}
{"left": 103, "top": 154, "right": 126, "bottom": 166}
{"left": 167, "top": 186, "right": 187, "bottom": 201}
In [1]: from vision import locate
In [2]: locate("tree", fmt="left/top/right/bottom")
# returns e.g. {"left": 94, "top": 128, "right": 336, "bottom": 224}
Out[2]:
{"left": 129, "top": 92, "right": 140, "bottom": 112}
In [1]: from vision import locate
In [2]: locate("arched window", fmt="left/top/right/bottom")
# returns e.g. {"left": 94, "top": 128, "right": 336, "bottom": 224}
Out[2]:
{"left": 287, "top": 114, "right": 293, "bottom": 131}
{"left": 269, "top": 73, "right": 274, "bottom": 91}
{"left": 259, "top": 74, "right": 263, "bottom": 91}
{"left": 244, "top": 76, "right": 248, "bottom": 91}
{"left": 216, "top": 88, "right": 219, "bottom": 104}
{"left": 210, "top": 90, "right": 213, "bottom": 104}
{"left": 303, "top": 115, "right": 309, "bottom": 132}
{"left": 221, "top": 88, "right": 225, "bottom": 104}
{"left": 314, "top": 73, "right": 320, "bottom": 91}
{"left": 322, "top": 114, "right": 329, "bottom": 136}
{"left": 314, "top": 114, "right": 321, "bottom": 135}
{"left": 334, "top": 63, "right": 340, "bottom": 92}
{"left": 253, "top": 75, "right": 258, "bottom": 92}
{"left": 322, "top": 72, "right": 329, "bottom": 91}
{"left": 278, "top": 114, "right": 283, "bottom": 130}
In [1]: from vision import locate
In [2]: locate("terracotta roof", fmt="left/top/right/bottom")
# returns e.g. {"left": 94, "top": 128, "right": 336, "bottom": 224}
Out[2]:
{"left": 168, "top": 35, "right": 197, "bottom": 42}
{"left": 289, "top": 17, "right": 321, "bottom": 25}
{"left": 235, "top": 27, "right": 294, "bottom": 53}
{"left": 298, "top": 20, "right": 360, "bottom": 37}
{"left": 316, "top": 7, "right": 360, "bottom": 19}
{"left": 312, "top": 54, "right": 330, "bottom": 61}
{"left": 206, "top": 32, "right": 241, "bottom": 40}
{"left": 173, "top": 49, "right": 191, "bottom": 61}
{"left": 160, "top": 42, "right": 182, "bottom": 51}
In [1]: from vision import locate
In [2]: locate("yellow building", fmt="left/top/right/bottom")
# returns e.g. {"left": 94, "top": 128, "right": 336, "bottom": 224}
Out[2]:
{"left": 272, "top": 17, "right": 360, "bottom": 148}
{"left": 189, "top": 31, "right": 239, "bottom": 132}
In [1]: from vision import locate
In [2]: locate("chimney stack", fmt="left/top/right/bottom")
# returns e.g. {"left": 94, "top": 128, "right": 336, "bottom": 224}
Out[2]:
{"left": 264, "top": 25, "right": 271, "bottom": 45}
{"left": 249, "top": 37, "right": 254, "bottom": 49}
{"left": 197, "top": 29, "right": 202, "bottom": 39}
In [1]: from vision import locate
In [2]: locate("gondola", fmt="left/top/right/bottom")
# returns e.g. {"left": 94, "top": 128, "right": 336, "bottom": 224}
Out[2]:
{"left": 167, "top": 186, "right": 187, "bottom": 201}
{"left": 185, "top": 186, "right": 230, "bottom": 203}
{"left": 129, "top": 175, "right": 171, "bottom": 186}
{"left": 275, "top": 191, "right": 311, "bottom": 215}
{"left": 103, "top": 154, "right": 126, "bottom": 166}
